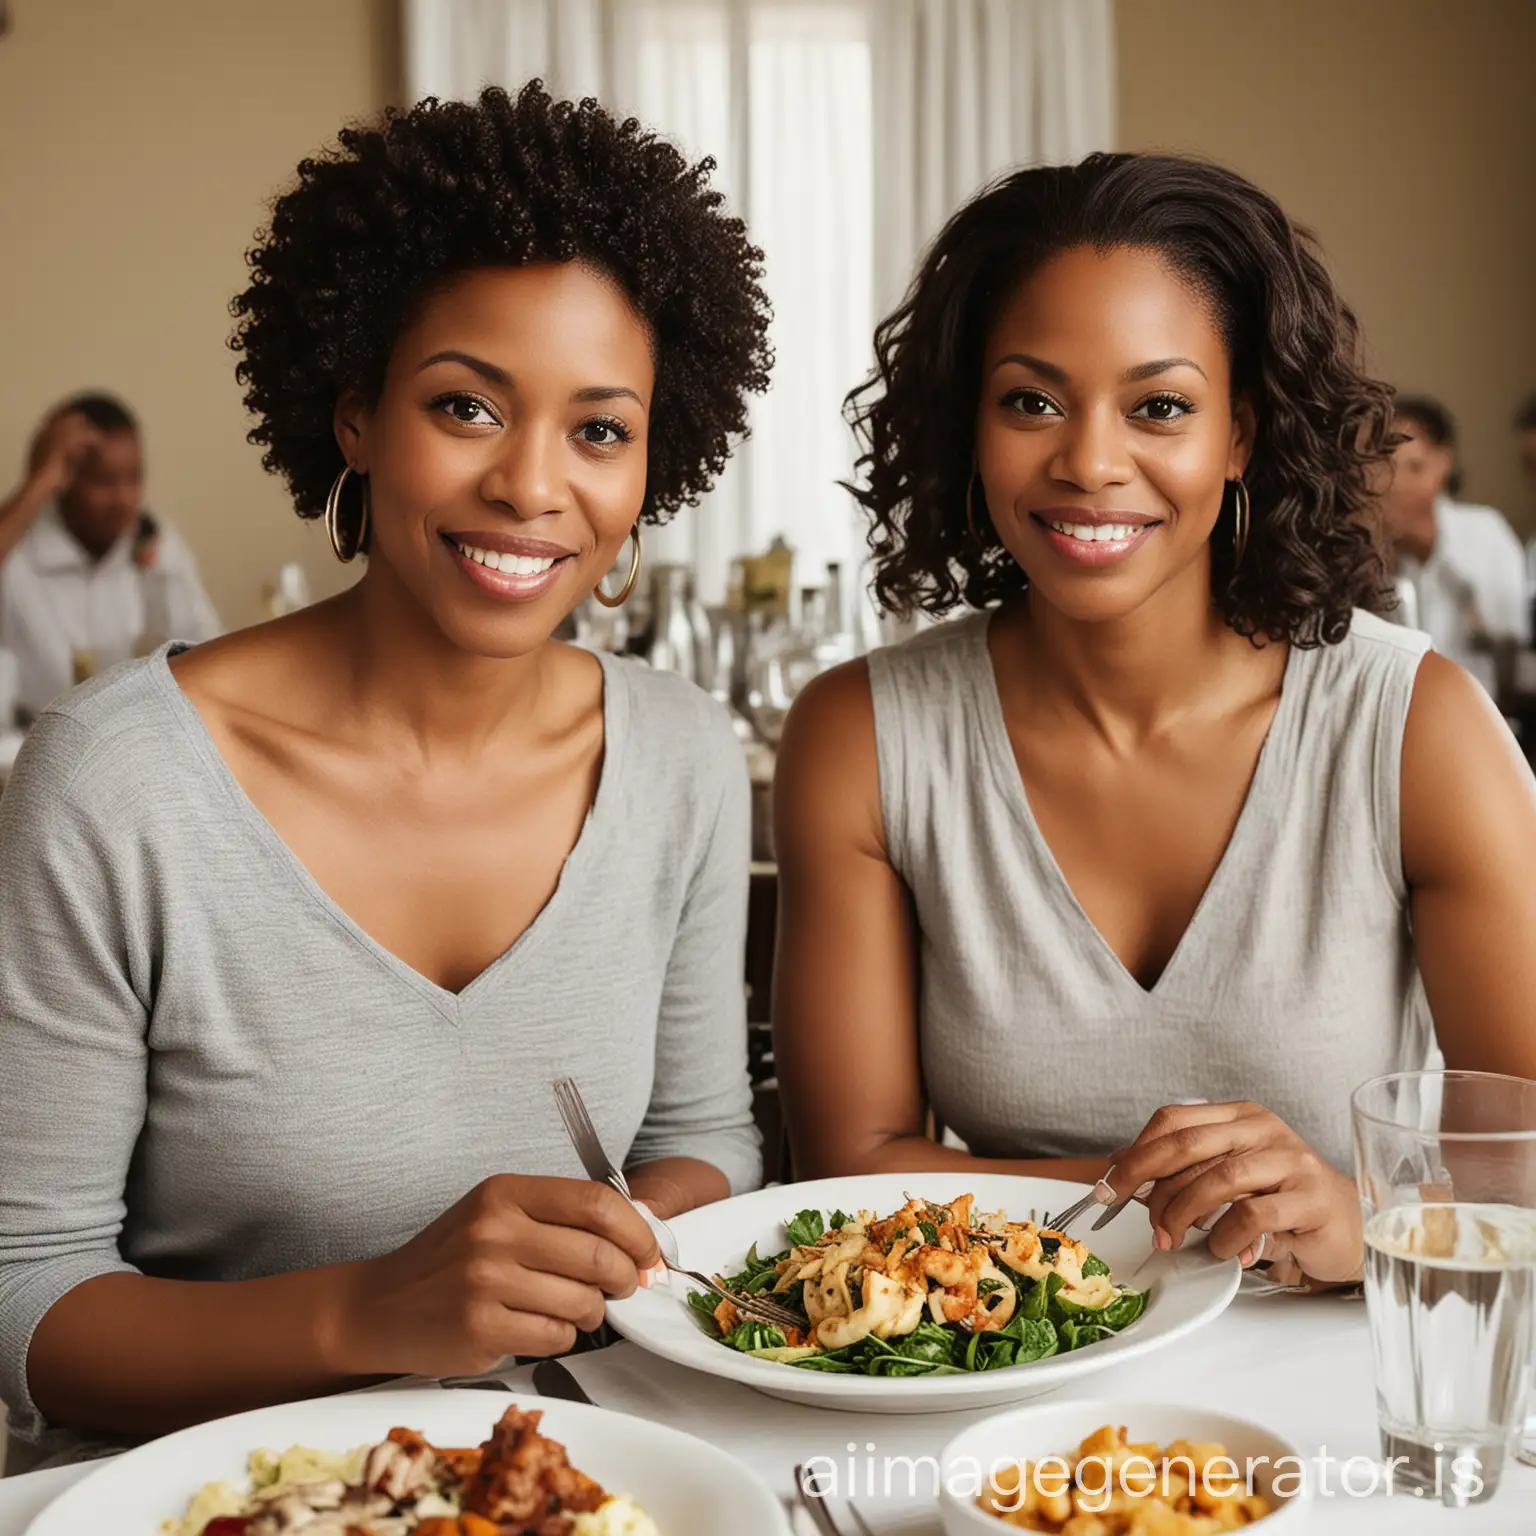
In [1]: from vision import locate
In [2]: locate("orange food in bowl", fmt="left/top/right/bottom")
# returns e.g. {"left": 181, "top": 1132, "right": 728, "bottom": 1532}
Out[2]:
{"left": 978, "top": 1423, "right": 1273, "bottom": 1532}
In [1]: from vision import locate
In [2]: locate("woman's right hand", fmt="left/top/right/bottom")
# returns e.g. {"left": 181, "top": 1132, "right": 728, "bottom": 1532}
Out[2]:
{"left": 328, "top": 1175, "right": 663, "bottom": 1379}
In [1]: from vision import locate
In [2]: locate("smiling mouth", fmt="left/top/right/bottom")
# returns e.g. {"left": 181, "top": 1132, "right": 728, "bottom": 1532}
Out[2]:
{"left": 446, "top": 537, "right": 574, "bottom": 576}
{"left": 1037, "top": 516, "right": 1162, "bottom": 543}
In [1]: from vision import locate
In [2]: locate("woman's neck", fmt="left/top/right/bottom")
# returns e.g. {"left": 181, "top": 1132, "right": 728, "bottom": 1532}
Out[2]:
{"left": 307, "top": 559, "right": 577, "bottom": 761}
{"left": 994, "top": 560, "right": 1279, "bottom": 747}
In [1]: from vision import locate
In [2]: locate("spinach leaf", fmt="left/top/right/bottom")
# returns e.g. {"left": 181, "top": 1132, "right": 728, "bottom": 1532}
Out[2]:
{"left": 1081, "top": 1254, "right": 1111, "bottom": 1279}
{"left": 723, "top": 1241, "right": 786, "bottom": 1293}
{"left": 978, "top": 1278, "right": 1004, "bottom": 1296}
{"left": 786, "top": 1209, "right": 825, "bottom": 1248}
{"left": 828, "top": 1208, "right": 854, "bottom": 1231}
{"left": 687, "top": 1288, "right": 723, "bottom": 1332}
{"left": 725, "top": 1320, "right": 787, "bottom": 1353}
{"left": 889, "top": 1321, "right": 961, "bottom": 1366}
{"left": 859, "top": 1335, "right": 963, "bottom": 1377}
{"left": 1039, "top": 1234, "right": 1061, "bottom": 1260}
{"left": 965, "top": 1313, "right": 1058, "bottom": 1371}
{"left": 1062, "top": 1321, "right": 1114, "bottom": 1351}
{"left": 1022, "top": 1272, "right": 1064, "bottom": 1322}
{"left": 790, "top": 1356, "right": 864, "bottom": 1372}
{"left": 1099, "top": 1290, "right": 1147, "bottom": 1331}
{"left": 917, "top": 1221, "right": 940, "bottom": 1246}
{"left": 866, "top": 1354, "right": 968, "bottom": 1378}
{"left": 1010, "top": 1317, "right": 1061, "bottom": 1364}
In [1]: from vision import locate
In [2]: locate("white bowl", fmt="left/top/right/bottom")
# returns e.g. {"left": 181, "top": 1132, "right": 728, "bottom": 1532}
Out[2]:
{"left": 938, "top": 1398, "right": 1310, "bottom": 1534}
{"left": 606, "top": 1173, "right": 1240, "bottom": 1415}
{"left": 24, "top": 1389, "right": 791, "bottom": 1535}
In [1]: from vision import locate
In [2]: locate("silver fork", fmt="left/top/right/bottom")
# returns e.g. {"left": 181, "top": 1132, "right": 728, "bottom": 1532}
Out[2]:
{"left": 795, "top": 1462, "right": 845, "bottom": 1536}
{"left": 551, "top": 1078, "right": 803, "bottom": 1331}
{"left": 1043, "top": 1181, "right": 1113, "bottom": 1234}
{"left": 795, "top": 1462, "right": 878, "bottom": 1536}
{"left": 553, "top": 1076, "right": 636, "bottom": 1202}
{"left": 678, "top": 1262, "right": 807, "bottom": 1332}
{"left": 553, "top": 1077, "right": 676, "bottom": 1257}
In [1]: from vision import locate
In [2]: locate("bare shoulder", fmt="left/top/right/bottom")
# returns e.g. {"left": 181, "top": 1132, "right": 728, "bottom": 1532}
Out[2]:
{"left": 1401, "top": 651, "right": 1536, "bottom": 883}
{"left": 167, "top": 608, "right": 343, "bottom": 752}
{"left": 777, "top": 659, "right": 877, "bottom": 781}
{"left": 774, "top": 658, "right": 883, "bottom": 854}
{"left": 1402, "top": 651, "right": 1522, "bottom": 780}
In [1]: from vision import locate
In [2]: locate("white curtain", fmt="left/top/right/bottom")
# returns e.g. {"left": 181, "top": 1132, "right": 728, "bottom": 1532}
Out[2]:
{"left": 871, "top": 0, "right": 1116, "bottom": 314}
{"left": 402, "top": 0, "right": 1114, "bottom": 607}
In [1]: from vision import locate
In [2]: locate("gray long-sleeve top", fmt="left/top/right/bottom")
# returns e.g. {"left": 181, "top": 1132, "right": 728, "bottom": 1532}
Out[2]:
{"left": 0, "top": 645, "right": 760, "bottom": 1452}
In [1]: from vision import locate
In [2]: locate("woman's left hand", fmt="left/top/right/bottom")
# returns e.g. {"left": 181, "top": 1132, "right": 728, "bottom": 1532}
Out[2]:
{"left": 1103, "top": 1101, "right": 1362, "bottom": 1285}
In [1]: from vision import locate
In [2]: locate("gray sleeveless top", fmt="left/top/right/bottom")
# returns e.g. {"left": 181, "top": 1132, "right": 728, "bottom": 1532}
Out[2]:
{"left": 868, "top": 608, "right": 1434, "bottom": 1173}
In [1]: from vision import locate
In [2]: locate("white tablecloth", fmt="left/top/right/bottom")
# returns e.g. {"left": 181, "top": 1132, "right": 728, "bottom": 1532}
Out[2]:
{"left": 1, "top": 1294, "right": 1532, "bottom": 1533}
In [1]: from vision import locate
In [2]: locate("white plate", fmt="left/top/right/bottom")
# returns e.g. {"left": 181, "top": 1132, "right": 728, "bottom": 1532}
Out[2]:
{"left": 24, "top": 1388, "right": 791, "bottom": 1535}
{"left": 938, "top": 1398, "right": 1308, "bottom": 1533}
{"left": 607, "top": 1174, "right": 1240, "bottom": 1415}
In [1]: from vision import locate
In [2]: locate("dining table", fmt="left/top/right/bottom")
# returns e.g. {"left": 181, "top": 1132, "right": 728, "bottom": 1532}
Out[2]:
{"left": 0, "top": 1290, "right": 1531, "bottom": 1534}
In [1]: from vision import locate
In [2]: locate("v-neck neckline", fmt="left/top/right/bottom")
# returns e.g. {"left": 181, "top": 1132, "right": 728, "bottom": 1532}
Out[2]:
{"left": 150, "top": 643, "right": 627, "bottom": 1023}
{"left": 967, "top": 611, "right": 1300, "bottom": 1000}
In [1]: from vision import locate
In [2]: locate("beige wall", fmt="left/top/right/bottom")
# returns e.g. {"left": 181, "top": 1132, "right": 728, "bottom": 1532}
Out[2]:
{"left": 1117, "top": 0, "right": 1536, "bottom": 531}
{"left": 0, "top": 0, "right": 401, "bottom": 628}
{"left": 2, "top": 1, "right": 1531, "bottom": 626}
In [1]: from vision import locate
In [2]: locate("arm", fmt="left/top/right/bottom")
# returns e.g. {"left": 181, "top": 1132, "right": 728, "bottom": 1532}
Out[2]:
{"left": 0, "top": 717, "right": 364, "bottom": 1436}
{"left": 623, "top": 709, "right": 762, "bottom": 1214}
{"left": 0, "top": 413, "right": 103, "bottom": 566}
{"left": 1105, "top": 653, "right": 1536, "bottom": 1286}
{"left": 1402, "top": 652, "right": 1536, "bottom": 1075}
{"left": 5, "top": 720, "right": 657, "bottom": 1440}
{"left": 770, "top": 662, "right": 1105, "bottom": 1184}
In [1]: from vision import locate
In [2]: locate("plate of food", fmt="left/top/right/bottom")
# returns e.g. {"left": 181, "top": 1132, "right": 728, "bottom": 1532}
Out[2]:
{"left": 606, "top": 1175, "right": 1240, "bottom": 1414}
{"left": 938, "top": 1399, "right": 1307, "bottom": 1532}
{"left": 23, "top": 1390, "right": 790, "bottom": 1536}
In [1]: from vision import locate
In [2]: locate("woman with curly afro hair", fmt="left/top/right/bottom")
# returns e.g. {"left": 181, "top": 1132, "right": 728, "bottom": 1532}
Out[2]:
{"left": 0, "top": 84, "right": 772, "bottom": 1456}
{"left": 772, "top": 154, "right": 1536, "bottom": 1292}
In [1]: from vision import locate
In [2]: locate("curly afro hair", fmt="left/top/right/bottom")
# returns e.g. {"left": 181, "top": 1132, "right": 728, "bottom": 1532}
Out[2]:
{"left": 845, "top": 153, "right": 1393, "bottom": 646}
{"left": 232, "top": 82, "right": 772, "bottom": 528}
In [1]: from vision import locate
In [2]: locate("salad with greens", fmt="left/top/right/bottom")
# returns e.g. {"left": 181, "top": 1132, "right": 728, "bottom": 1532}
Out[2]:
{"left": 687, "top": 1193, "right": 1146, "bottom": 1377}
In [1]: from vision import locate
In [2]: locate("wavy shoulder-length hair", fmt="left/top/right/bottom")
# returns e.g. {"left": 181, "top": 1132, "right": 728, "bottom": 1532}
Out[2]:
{"left": 844, "top": 153, "right": 1394, "bottom": 645}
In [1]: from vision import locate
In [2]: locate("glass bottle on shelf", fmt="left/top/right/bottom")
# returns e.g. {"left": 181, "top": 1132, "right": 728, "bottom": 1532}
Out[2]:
{"left": 645, "top": 564, "right": 702, "bottom": 684}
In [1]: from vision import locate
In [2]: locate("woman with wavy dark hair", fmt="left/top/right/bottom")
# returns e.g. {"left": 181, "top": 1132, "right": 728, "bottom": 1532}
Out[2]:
{"left": 772, "top": 154, "right": 1536, "bottom": 1290}
{"left": 0, "top": 83, "right": 770, "bottom": 1459}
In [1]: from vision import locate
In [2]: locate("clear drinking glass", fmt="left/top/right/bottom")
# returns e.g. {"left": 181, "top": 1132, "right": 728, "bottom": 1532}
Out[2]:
{"left": 1352, "top": 1070, "right": 1536, "bottom": 1505}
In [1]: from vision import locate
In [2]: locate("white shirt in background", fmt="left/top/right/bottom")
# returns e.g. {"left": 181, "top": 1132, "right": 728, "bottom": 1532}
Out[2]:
{"left": 0, "top": 502, "right": 220, "bottom": 719}
{"left": 1396, "top": 495, "right": 1529, "bottom": 696}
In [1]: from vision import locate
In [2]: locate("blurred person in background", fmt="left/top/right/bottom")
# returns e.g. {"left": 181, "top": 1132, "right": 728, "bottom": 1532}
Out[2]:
{"left": 0, "top": 393, "right": 220, "bottom": 722}
{"left": 1377, "top": 394, "right": 1527, "bottom": 698}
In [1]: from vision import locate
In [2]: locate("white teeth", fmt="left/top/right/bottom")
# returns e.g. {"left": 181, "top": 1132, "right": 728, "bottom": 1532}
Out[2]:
{"left": 455, "top": 542, "right": 558, "bottom": 576}
{"left": 1047, "top": 521, "right": 1143, "bottom": 543}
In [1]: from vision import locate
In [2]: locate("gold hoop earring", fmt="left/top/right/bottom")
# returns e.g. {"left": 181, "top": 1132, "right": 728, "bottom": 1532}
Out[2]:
{"left": 1230, "top": 477, "right": 1250, "bottom": 565}
{"left": 324, "top": 465, "right": 370, "bottom": 563}
{"left": 593, "top": 526, "right": 642, "bottom": 608}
